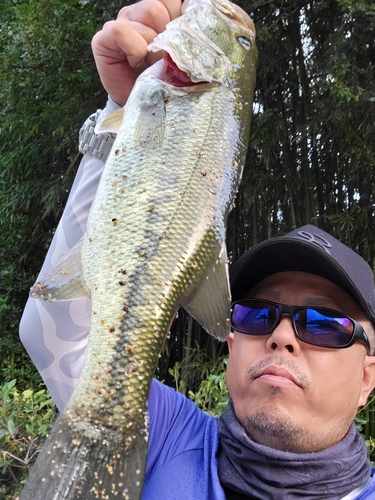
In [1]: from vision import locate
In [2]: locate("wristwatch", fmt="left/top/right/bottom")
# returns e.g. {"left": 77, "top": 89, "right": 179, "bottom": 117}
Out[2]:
{"left": 78, "top": 110, "right": 116, "bottom": 161}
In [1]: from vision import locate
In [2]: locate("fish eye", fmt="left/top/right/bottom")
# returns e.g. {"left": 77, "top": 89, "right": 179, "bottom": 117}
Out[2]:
{"left": 237, "top": 36, "right": 251, "bottom": 50}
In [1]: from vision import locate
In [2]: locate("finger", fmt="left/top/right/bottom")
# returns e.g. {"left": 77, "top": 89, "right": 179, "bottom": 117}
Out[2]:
{"left": 156, "top": 0, "right": 183, "bottom": 21}
{"left": 94, "top": 19, "right": 156, "bottom": 68}
{"left": 119, "top": 0, "right": 182, "bottom": 35}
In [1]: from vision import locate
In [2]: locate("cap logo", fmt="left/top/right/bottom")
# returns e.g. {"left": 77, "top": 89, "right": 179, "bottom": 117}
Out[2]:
{"left": 296, "top": 230, "right": 332, "bottom": 255}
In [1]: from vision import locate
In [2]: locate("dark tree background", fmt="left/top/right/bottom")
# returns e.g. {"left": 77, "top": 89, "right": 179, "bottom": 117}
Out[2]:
{"left": 1, "top": 0, "right": 374, "bottom": 431}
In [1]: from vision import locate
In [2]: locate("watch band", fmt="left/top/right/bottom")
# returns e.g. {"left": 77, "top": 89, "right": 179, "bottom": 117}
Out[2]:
{"left": 78, "top": 110, "right": 116, "bottom": 161}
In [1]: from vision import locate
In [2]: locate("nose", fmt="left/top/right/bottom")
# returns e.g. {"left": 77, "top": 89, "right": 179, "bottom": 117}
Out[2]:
{"left": 265, "top": 314, "right": 302, "bottom": 354}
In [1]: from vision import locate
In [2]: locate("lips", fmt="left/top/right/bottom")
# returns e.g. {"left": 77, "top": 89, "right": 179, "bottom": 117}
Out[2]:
{"left": 255, "top": 366, "right": 302, "bottom": 388}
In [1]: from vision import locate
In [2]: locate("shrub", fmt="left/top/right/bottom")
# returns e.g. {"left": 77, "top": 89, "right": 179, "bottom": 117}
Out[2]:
{"left": 0, "top": 379, "right": 57, "bottom": 499}
{"left": 169, "top": 349, "right": 229, "bottom": 417}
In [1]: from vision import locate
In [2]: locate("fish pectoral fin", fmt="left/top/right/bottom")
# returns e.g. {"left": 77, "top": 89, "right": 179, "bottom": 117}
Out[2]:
{"left": 180, "top": 243, "right": 231, "bottom": 341}
{"left": 95, "top": 108, "right": 124, "bottom": 134}
{"left": 134, "top": 88, "right": 167, "bottom": 147}
{"left": 30, "top": 237, "right": 90, "bottom": 302}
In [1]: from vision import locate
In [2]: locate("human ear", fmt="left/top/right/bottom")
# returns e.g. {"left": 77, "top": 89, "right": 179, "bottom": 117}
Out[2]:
{"left": 359, "top": 355, "right": 375, "bottom": 407}
{"left": 227, "top": 332, "right": 235, "bottom": 353}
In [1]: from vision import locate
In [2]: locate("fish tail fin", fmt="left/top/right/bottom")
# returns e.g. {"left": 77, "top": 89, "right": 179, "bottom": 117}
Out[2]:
{"left": 19, "top": 413, "right": 148, "bottom": 500}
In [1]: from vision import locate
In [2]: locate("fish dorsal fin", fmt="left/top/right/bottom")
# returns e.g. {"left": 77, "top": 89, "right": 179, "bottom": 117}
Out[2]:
{"left": 180, "top": 243, "right": 231, "bottom": 341}
{"left": 30, "top": 237, "right": 90, "bottom": 302}
{"left": 95, "top": 108, "right": 124, "bottom": 134}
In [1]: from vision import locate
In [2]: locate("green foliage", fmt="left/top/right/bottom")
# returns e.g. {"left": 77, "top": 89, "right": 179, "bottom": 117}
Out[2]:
{"left": 357, "top": 393, "right": 375, "bottom": 462}
{"left": 188, "top": 357, "right": 229, "bottom": 417}
{"left": 0, "top": 379, "right": 57, "bottom": 498}
{"left": 0, "top": 337, "right": 41, "bottom": 391}
{"left": 0, "top": 0, "right": 102, "bottom": 268}
{"left": 170, "top": 349, "right": 229, "bottom": 416}
{"left": 168, "top": 343, "right": 221, "bottom": 393}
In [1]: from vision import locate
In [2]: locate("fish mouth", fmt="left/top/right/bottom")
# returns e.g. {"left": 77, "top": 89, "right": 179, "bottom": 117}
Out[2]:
{"left": 161, "top": 54, "right": 207, "bottom": 88}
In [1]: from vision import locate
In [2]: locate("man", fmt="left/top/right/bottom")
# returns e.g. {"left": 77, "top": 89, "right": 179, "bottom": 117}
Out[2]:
{"left": 20, "top": 0, "right": 375, "bottom": 497}
{"left": 223, "top": 227, "right": 375, "bottom": 498}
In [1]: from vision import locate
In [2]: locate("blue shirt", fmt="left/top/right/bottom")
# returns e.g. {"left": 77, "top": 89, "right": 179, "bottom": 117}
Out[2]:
{"left": 144, "top": 380, "right": 375, "bottom": 500}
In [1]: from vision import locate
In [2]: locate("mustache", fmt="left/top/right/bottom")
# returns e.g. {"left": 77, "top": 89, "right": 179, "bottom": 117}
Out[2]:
{"left": 247, "top": 355, "right": 310, "bottom": 389}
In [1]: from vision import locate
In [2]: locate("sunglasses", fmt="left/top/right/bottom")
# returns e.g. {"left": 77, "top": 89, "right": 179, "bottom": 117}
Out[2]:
{"left": 231, "top": 299, "right": 372, "bottom": 354}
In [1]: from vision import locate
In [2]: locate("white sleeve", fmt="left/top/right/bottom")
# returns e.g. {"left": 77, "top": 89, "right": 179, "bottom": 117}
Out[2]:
{"left": 20, "top": 98, "right": 119, "bottom": 412}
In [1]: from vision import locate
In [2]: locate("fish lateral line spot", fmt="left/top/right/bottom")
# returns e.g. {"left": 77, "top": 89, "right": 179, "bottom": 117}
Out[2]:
{"left": 125, "top": 345, "right": 135, "bottom": 355}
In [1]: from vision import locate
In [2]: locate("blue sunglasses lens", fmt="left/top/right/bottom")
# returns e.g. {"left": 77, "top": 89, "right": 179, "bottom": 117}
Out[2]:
{"left": 297, "top": 308, "right": 353, "bottom": 346}
{"left": 232, "top": 302, "right": 276, "bottom": 334}
{"left": 231, "top": 301, "right": 355, "bottom": 347}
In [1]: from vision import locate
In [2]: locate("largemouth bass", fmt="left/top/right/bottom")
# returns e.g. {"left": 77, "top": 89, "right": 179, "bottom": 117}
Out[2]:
{"left": 20, "top": 0, "right": 257, "bottom": 498}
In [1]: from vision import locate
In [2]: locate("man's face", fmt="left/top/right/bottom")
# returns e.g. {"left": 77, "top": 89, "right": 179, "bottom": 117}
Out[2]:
{"left": 226, "top": 271, "right": 375, "bottom": 453}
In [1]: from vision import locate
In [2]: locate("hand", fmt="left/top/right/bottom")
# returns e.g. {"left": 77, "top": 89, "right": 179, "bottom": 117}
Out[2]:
{"left": 92, "top": 0, "right": 182, "bottom": 107}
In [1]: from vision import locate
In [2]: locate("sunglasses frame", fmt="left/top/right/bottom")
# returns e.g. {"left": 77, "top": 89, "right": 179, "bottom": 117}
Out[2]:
{"left": 231, "top": 298, "right": 372, "bottom": 355}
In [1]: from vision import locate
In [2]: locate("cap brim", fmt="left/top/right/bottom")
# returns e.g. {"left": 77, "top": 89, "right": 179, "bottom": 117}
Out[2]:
{"left": 230, "top": 237, "right": 369, "bottom": 316}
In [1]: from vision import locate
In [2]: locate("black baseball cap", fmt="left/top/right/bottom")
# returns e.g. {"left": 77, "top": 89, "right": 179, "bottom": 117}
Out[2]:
{"left": 230, "top": 224, "right": 375, "bottom": 324}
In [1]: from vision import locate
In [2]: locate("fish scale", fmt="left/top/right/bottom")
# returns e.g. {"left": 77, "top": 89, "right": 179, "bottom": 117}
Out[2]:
{"left": 21, "top": 0, "right": 257, "bottom": 498}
